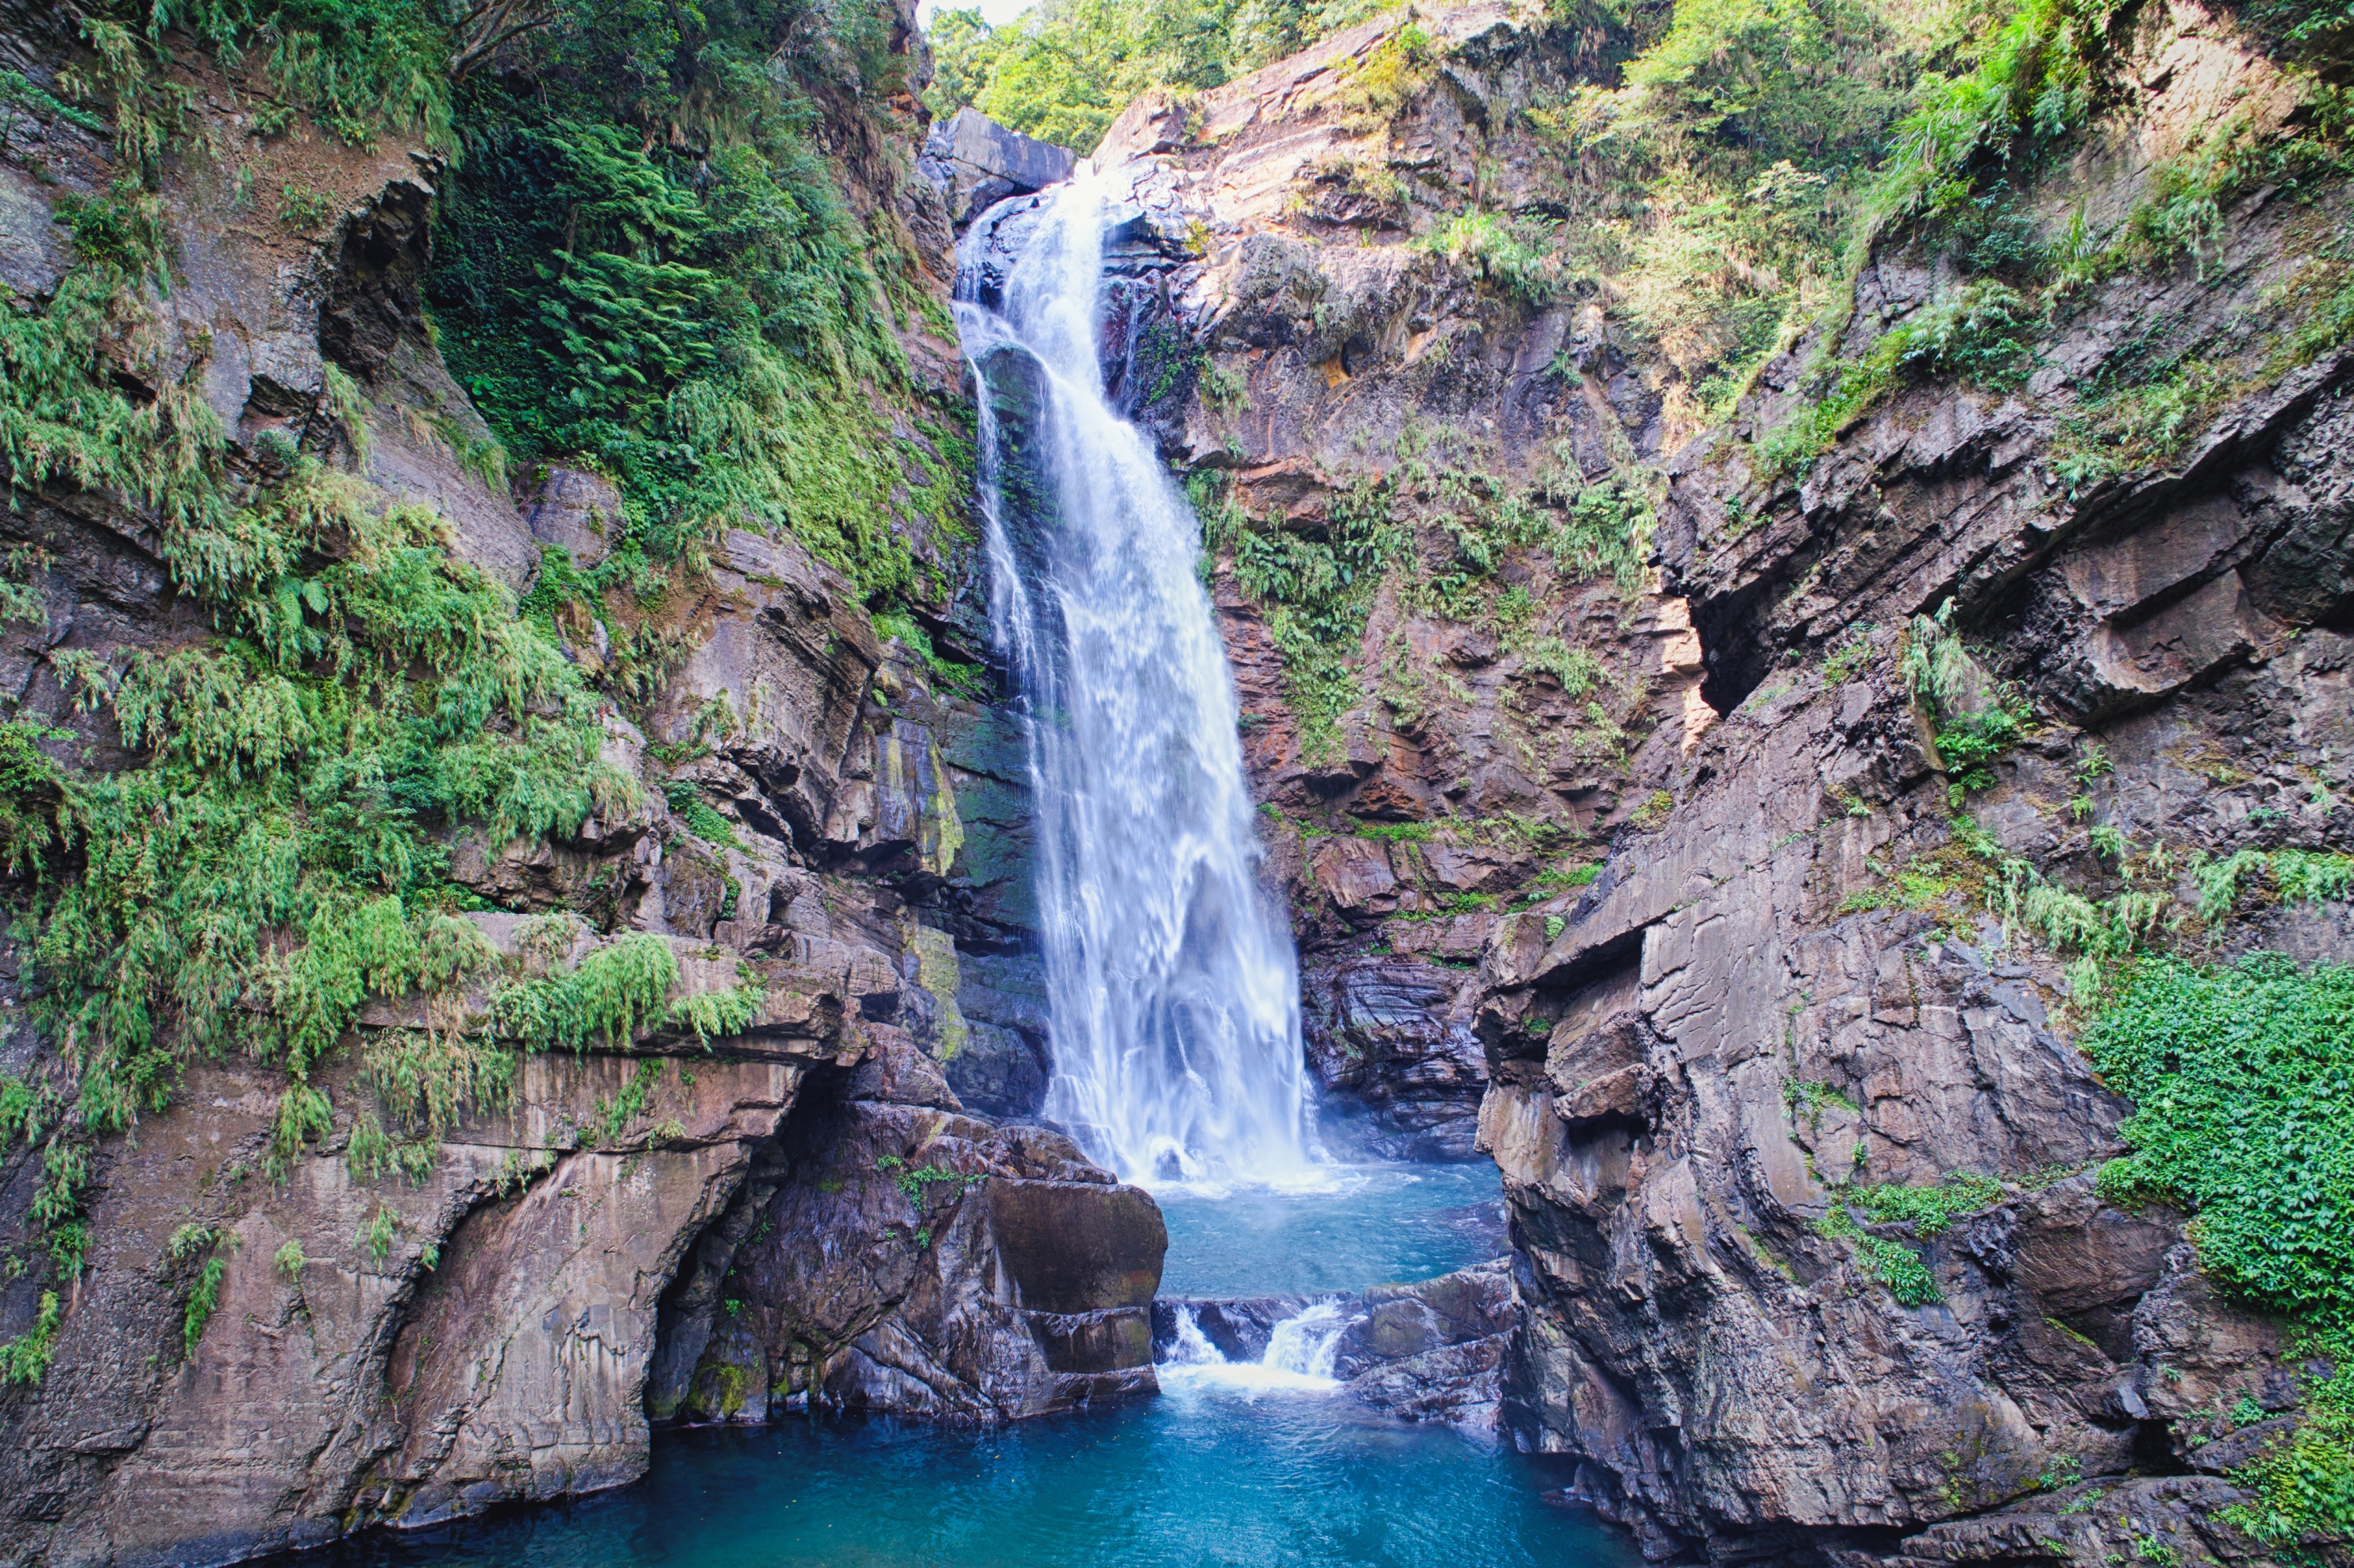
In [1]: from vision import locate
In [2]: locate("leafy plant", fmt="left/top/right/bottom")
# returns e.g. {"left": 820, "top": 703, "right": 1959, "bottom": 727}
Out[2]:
{"left": 662, "top": 780, "right": 742, "bottom": 849}
{"left": 1842, "top": 1173, "right": 2005, "bottom": 1235}
{"left": 171, "top": 1224, "right": 232, "bottom": 1359}
{"left": 0, "top": 1291, "right": 61, "bottom": 1385}
{"left": 1901, "top": 602, "right": 2031, "bottom": 803}
{"left": 2083, "top": 955, "right": 2354, "bottom": 1326}
{"left": 1756, "top": 282, "right": 2040, "bottom": 479}
{"left": 1819, "top": 1198, "right": 1943, "bottom": 1304}
{"left": 277, "top": 181, "right": 333, "bottom": 228}
{"left": 428, "top": 27, "right": 975, "bottom": 605}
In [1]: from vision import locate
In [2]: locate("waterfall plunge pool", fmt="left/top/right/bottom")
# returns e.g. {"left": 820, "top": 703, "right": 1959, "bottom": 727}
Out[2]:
{"left": 306, "top": 1162, "right": 1638, "bottom": 1568}
{"left": 302, "top": 175, "right": 1642, "bottom": 1568}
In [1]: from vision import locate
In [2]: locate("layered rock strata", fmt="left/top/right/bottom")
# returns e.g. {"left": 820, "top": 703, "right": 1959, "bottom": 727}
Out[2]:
{"left": 0, "top": 4, "right": 1115, "bottom": 1564}
{"left": 1080, "top": 4, "right": 2354, "bottom": 1565}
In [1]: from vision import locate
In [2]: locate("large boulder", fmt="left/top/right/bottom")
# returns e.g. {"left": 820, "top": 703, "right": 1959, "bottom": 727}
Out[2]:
{"left": 919, "top": 108, "right": 1078, "bottom": 228}
{"left": 650, "top": 1075, "right": 1167, "bottom": 1424}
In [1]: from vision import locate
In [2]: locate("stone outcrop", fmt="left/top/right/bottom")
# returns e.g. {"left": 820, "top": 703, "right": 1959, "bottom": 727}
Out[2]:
{"left": 649, "top": 1049, "right": 1165, "bottom": 1424}
{"left": 919, "top": 107, "right": 1080, "bottom": 229}
{"left": 1088, "top": 2, "right": 2352, "bottom": 1564}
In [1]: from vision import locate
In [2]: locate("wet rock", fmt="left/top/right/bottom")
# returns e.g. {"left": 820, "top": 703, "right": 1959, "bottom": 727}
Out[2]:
{"left": 1153, "top": 1259, "right": 1517, "bottom": 1430}
{"left": 1302, "top": 957, "right": 1488, "bottom": 1158}
{"left": 519, "top": 464, "right": 621, "bottom": 569}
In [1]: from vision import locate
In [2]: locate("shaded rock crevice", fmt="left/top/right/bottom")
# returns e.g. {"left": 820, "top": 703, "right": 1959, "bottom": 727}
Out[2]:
{"left": 648, "top": 1048, "right": 1166, "bottom": 1427}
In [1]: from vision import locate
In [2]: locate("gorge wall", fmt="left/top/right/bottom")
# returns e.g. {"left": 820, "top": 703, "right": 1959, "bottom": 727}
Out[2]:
{"left": 0, "top": 0, "right": 2346, "bottom": 1561}
{"left": 1074, "top": 3, "right": 2354, "bottom": 1565}
{"left": 0, "top": 0, "right": 1169, "bottom": 1562}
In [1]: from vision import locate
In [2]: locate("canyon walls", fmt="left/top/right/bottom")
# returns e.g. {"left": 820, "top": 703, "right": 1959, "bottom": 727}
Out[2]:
{"left": 1081, "top": 2, "right": 2353, "bottom": 1564}
{"left": 0, "top": 0, "right": 1154, "bottom": 1562}
{"left": 0, "top": 0, "right": 2347, "bottom": 1561}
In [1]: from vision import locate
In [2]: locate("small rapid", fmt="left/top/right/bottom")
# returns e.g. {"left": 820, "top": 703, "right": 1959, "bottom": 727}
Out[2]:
{"left": 1159, "top": 1300, "right": 1354, "bottom": 1394}
{"left": 954, "top": 170, "right": 1313, "bottom": 1190}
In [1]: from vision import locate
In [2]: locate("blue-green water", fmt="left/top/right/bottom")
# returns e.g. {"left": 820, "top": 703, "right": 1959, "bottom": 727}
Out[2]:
{"left": 1158, "top": 1160, "right": 1508, "bottom": 1296}
{"left": 308, "top": 1162, "right": 1635, "bottom": 1568}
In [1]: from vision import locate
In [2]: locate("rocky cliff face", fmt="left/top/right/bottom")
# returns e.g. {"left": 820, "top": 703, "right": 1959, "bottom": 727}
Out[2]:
{"left": 0, "top": 0, "right": 1151, "bottom": 1562}
{"left": 1083, "top": 3, "right": 2353, "bottom": 1563}
{"left": 1074, "top": 2, "right": 1704, "bottom": 1160}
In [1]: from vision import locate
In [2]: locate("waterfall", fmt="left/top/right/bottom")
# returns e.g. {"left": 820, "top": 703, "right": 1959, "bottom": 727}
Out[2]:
{"left": 954, "top": 169, "right": 1314, "bottom": 1190}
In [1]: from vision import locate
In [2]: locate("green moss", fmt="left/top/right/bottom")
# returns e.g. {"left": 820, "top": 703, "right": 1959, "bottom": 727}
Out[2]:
{"left": 872, "top": 611, "right": 987, "bottom": 700}
{"left": 1353, "top": 819, "right": 1433, "bottom": 843}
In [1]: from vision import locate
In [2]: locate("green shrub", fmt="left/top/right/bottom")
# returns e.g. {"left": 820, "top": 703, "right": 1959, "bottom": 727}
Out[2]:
{"left": 1856, "top": 0, "right": 2141, "bottom": 246}
{"left": 2082, "top": 955, "right": 2354, "bottom": 1547}
{"left": 1819, "top": 1197, "right": 1944, "bottom": 1304}
{"left": 430, "top": 114, "right": 966, "bottom": 601}
{"left": 1421, "top": 211, "right": 1562, "bottom": 303}
{"left": 1844, "top": 1173, "right": 2005, "bottom": 1235}
{"left": 2082, "top": 955, "right": 2354, "bottom": 1326}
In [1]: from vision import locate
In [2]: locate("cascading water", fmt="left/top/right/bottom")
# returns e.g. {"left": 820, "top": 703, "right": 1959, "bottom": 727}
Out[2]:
{"left": 1160, "top": 1302, "right": 1356, "bottom": 1394}
{"left": 954, "top": 169, "right": 1314, "bottom": 1189}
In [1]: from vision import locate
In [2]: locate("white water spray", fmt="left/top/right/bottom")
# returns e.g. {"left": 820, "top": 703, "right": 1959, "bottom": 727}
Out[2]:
{"left": 1158, "top": 1302, "right": 1355, "bottom": 1394}
{"left": 954, "top": 171, "right": 1315, "bottom": 1189}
